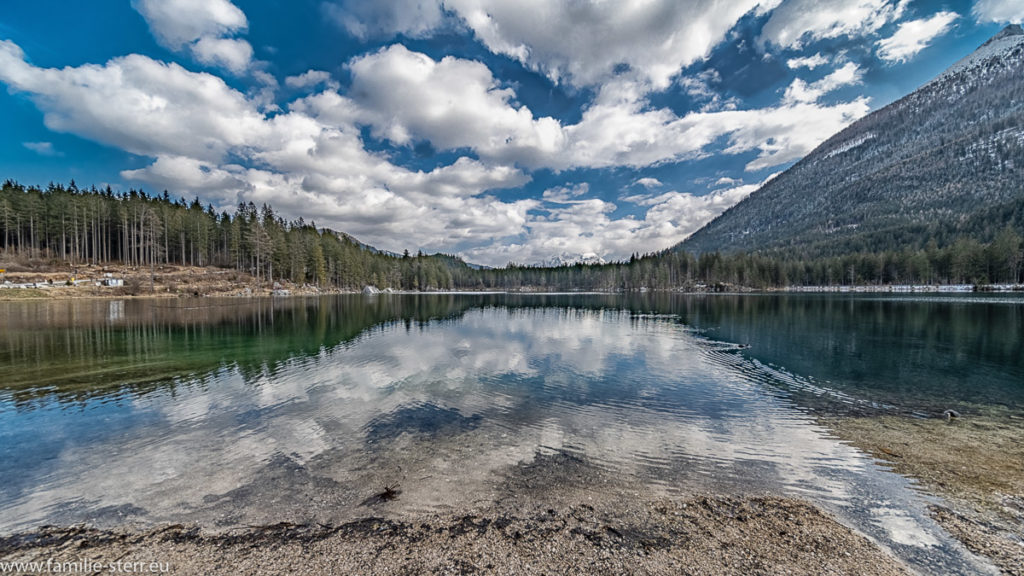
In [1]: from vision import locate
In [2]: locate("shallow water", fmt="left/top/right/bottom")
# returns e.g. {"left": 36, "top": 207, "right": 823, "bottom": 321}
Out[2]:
{"left": 2, "top": 293, "right": 1020, "bottom": 574}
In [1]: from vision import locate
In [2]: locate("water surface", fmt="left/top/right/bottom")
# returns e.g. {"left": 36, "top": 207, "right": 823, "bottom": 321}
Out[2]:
{"left": 2, "top": 293, "right": 1020, "bottom": 574}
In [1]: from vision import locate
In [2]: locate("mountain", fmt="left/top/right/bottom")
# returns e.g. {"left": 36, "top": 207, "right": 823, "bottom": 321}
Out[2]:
{"left": 538, "top": 252, "right": 608, "bottom": 267}
{"left": 336, "top": 231, "right": 402, "bottom": 258}
{"left": 680, "top": 25, "right": 1024, "bottom": 257}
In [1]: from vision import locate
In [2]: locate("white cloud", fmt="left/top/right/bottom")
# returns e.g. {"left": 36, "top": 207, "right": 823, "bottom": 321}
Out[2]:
{"left": 876, "top": 11, "right": 959, "bottom": 62}
{"left": 633, "top": 178, "right": 663, "bottom": 189}
{"left": 716, "top": 99, "right": 871, "bottom": 171}
{"left": 0, "top": 41, "right": 266, "bottom": 161}
{"left": 132, "top": 0, "right": 247, "bottom": 48}
{"left": 972, "top": 0, "right": 1024, "bottom": 24}
{"left": 120, "top": 155, "right": 247, "bottom": 193}
{"left": 542, "top": 183, "right": 590, "bottom": 203}
{"left": 677, "top": 69, "right": 739, "bottom": 112}
{"left": 191, "top": 37, "right": 254, "bottom": 74}
{"left": 285, "top": 69, "right": 339, "bottom": 90}
{"left": 322, "top": 0, "right": 446, "bottom": 39}
{"left": 347, "top": 44, "right": 564, "bottom": 166}
{"left": 783, "top": 62, "right": 864, "bottom": 103}
{"left": 760, "top": 0, "right": 908, "bottom": 48}
{"left": 22, "top": 141, "right": 62, "bottom": 157}
{"left": 561, "top": 78, "right": 870, "bottom": 172}
{"left": 464, "top": 180, "right": 766, "bottom": 267}
{"left": 344, "top": 48, "right": 869, "bottom": 173}
{"left": 330, "top": 0, "right": 777, "bottom": 90}
{"left": 132, "top": 0, "right": 254, "bottom": 74}
{"left": 786, "top": 53, "right": 829, "bottom": 69}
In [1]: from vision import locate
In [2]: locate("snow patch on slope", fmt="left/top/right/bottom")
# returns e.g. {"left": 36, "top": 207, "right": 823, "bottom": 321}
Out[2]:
{"left": 929, "top": 24, "right": 1024, "bottom": 85}
{"left": 822, "top": 132, "right": 877, "bottom": 160}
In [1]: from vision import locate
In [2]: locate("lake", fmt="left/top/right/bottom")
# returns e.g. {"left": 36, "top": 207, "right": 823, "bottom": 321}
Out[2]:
{"left": 1, "top": 293, "right": 1021, "bottom": 574}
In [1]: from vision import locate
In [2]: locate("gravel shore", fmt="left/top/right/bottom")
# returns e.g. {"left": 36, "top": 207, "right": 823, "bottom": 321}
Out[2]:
{"left": 0, "top": 495, "right": 909, "bottom": 576}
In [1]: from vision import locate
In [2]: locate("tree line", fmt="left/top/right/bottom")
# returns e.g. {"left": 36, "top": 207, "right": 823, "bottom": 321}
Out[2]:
{"left": 2, "top": 180, "right": 1022, "bottom": 291}
{"left": 0, "top": 180, "right": 458, "bottom": 290}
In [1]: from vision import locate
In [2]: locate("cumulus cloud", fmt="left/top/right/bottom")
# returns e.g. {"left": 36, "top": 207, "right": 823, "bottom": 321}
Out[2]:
{"left": 327, "top": 0, "right": 777, "bottom": 90}
{"left": 285, "top": 69, "right": 339, "bottom": 90}
{"left": 344, "top": 48, "right": 869, "bottom": 173}
{"left": 347, "top": 45, "right": 564, "bottom": 166}
{"left": 0, "top": 6, "right": 876, "bottom": 266}
{"left": 452, "top": 0, "right": 777, "bottom": 89}
{"left": 132, "top": 0, "right": 247, "bottom": 47}
{"left": 783, "top": 62, "right": 864, "bottom": 103}
{"left": 560, "top": 78, "right": 870, "bottom": 172}
{"left": 132, "top": 0, "right": 254, "bottom": 73}
{"left": 876, "top": 11, "right": 959, "bottom": 63}
{"left": 760, "top": 0, "right": 908, "bottom": 49}
{"left": 120, "top": 155, "right": 247, "bottom": 194}
{"left": 464, "top": 180, "right": 765, "bottom": 267}
{"left": 0, "top": 41, "right": 266, "bottom": 161}
{"left": 633, "top": 178, "right": 663, "bottom": 189}
{"left": 972, "top": 0, "right": 1024, "bottom": 24}
{"left": 716, "top": 99, "right": 871, "bottom": 171}
{"left": 22, "top": 141, "right": 62, "bottom": 157}
{"left": 542, "top": 183, "right": 590, "bottom": 203}
{"left": 191, "top": 37, "right": 254, "bottom": 74}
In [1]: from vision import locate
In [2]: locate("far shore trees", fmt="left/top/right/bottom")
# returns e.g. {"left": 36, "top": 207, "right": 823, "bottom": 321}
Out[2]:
{"left": 1, "top": 179, "right": 1022, "bottom": 291}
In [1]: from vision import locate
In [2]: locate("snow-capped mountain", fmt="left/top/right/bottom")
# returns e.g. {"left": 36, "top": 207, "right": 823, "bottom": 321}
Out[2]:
{"left": 539, "top": 252, "right": 608, "bottom": 267}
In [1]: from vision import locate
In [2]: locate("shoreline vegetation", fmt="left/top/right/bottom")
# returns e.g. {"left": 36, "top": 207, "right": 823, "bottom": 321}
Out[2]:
{"left": 2, "top": 262, "right": 1023, "bottom": 301}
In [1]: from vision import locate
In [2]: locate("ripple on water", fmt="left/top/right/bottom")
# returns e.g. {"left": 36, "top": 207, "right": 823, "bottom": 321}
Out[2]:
{"left": 0, "top": 303, "right": 999, "bottom": 574}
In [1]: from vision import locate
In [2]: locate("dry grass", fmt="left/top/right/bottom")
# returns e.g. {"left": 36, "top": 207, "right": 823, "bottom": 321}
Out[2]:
{"left": 0, "top": 288, "right": 50, "bottom": 300}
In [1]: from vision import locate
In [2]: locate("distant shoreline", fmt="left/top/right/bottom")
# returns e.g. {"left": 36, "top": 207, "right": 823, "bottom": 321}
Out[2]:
{"left": 2, "top": 263, "right": 1023, "bottom": 301}
{"left": 4, "top": 283, "right": 1024, "bottom": 302}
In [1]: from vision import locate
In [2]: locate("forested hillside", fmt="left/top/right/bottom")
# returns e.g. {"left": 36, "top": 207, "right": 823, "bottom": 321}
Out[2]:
{"left": 681, "top": 25, "right": 1024, "bottom": 259}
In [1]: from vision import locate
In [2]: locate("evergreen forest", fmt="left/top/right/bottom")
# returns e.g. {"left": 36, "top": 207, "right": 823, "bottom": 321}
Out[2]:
{"left": 2, "top": 180, "right": 1022, "bottom": 291}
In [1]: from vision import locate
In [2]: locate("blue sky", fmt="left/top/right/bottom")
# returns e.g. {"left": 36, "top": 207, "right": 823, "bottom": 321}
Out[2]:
{"left": 0, "top": 0, "right": 1020, "bottom": 266}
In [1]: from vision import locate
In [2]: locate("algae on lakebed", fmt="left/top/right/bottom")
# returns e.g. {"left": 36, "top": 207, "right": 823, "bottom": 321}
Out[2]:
{"left": 822, "top": 412, "right": 1024, "bottom": 575}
